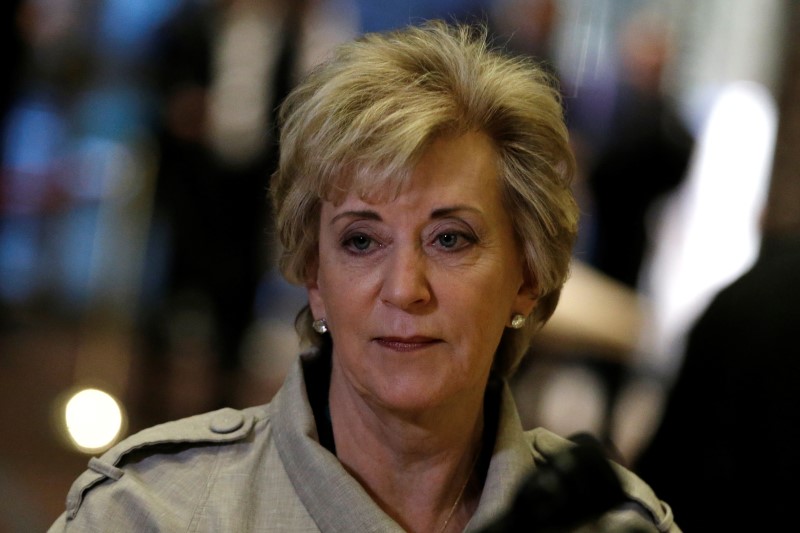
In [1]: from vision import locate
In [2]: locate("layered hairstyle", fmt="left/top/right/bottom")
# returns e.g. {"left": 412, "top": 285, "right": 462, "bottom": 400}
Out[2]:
{"left": 270, "top": 20, "right": 578, "bottom": 377}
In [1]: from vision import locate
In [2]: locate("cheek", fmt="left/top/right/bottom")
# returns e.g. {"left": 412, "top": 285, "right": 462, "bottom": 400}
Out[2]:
{"left": 316, "top": 261, "right": 374, "bottom": 327}
{"left": 468, "top": 258, "right": 521, "bottom": 306}
{"left": 445, "top": 274, "right": 513, "bottom": 338}
{"left": 475, "top": 267, "right": 522, "bottom": 336}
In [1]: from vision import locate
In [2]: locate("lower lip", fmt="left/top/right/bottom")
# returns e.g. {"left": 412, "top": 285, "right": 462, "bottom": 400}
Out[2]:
{"left": 374, "top": 339, "right": 440, "bottom": 352}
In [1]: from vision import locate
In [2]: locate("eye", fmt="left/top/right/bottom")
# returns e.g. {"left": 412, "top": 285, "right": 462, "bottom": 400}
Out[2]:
{"left": 433, "top": 231, "right": 475, "bottom": 251}
{"left": 343, "top": 234, "right": 373, "bottom": 252}
{"left": 437, "top": 233, "right": 460, "bottom": 248}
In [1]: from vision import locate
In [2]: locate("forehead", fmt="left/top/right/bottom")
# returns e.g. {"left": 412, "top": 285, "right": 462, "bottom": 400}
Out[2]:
{"left": 329, "top": 131, "right": 503, "bottom": 210}
{"left": 413, "top": 131, "right": 500, "bottom": 193}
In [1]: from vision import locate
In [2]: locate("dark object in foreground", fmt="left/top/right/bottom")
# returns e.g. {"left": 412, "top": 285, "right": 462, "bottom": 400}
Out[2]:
{"left": 479, "top": 435, "right": 634, "bottom": 532}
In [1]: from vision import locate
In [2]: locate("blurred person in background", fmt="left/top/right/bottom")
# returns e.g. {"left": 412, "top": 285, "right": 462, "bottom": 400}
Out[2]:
{"left": 136, "top": 0, "right": 357, "bottom": 424}
{"left": 578, "top": 3, "right": 694, "bottom": 439}
{"left": 583, "top": 4, "right": 694, "bottom": 290}
{"left": 49, "top": 22, "right": 678, "bottom": 532}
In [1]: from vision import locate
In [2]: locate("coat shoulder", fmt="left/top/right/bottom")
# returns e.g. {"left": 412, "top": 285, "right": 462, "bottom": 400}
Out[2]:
{"left": 61, "top": 406, "right": 266, "bottom": 522}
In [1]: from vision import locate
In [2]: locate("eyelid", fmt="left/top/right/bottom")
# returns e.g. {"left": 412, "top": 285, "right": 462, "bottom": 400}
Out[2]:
{"left": 428, "top": 217, "right": 477, "bottom": 238}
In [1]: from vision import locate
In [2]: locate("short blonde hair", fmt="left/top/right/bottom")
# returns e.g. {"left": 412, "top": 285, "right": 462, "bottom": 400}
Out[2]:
{"left": 271, "top": 21, "right": 578, "bottom": 377}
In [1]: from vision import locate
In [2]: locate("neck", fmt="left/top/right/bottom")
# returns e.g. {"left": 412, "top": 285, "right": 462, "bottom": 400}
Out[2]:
{"left": 328, "top": 361, "right": 486, "bottom": 533}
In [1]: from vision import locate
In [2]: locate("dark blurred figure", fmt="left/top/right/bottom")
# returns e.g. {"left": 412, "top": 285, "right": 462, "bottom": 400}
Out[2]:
{"left": 0, "top": 4, "right": 51, "bottom": 531}
{"left": 584, "top": 6, "right": 694, "bottom": 288}
{"left": 138, "top": 0, "right": 314, "bottom": 423}
{"left": 479, "top": 433, "right": 632, "bottom": 533}
{"left": 632, "top": 235, "right": 800, "bottom": 530}
{"left": 0, "top": 0, "right": 28, "bottom": 326}
{"left": 1, "top": 0, "right": 27, "bottom": 138}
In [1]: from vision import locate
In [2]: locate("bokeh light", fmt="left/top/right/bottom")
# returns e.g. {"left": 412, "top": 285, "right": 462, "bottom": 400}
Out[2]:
{"left": 63, "top": 388, "right": 126, "bottom": 453}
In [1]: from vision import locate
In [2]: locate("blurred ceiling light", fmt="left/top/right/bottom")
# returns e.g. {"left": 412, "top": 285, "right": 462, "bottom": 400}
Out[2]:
{"left": 63, "top": 388, "right": 126, "bottom": 453}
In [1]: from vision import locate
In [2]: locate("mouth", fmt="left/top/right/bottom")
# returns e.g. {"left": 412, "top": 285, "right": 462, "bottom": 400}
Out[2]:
{"left": 374, "top": 336, "right": 442, "bottom": 352}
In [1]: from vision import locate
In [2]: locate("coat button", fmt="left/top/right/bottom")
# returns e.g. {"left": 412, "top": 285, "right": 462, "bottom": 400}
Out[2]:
{"left": 209, "top": 408, "right": 244, "bottom": 434}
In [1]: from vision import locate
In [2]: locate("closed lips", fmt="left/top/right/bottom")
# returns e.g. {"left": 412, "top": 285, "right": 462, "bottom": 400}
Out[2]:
{"left": 374, "top": 337, "right": 441, "bottom": 350}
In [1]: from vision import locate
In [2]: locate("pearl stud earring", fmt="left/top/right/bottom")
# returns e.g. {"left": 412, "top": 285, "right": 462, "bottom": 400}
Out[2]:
{"left": 510, "top": 314, "right": 526, "bottom": 329}
{"left": 312, "top": 318, "right": 329, "bottom": 334}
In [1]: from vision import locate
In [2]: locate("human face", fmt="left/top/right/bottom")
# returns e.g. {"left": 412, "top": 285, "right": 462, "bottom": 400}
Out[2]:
{"left": 307, "top": 131, "right": 537, "bottom": 415}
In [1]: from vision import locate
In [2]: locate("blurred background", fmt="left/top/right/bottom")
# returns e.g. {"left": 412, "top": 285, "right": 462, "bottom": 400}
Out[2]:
{"left": 0, "top": 0, "right": 796, "bottom": 530}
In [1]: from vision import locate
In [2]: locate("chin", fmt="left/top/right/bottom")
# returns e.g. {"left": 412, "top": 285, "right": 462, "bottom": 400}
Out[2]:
{"left": 368, "top": 374, "right": 469, "bottom": 414}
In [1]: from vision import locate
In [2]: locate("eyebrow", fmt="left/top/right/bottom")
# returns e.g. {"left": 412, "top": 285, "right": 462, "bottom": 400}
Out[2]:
{"left": 430, "top": 205, "right": 483, "bottom": 219}
{"left": 330, "top": 205, "right": 484, "bottom": 225}
{"left": 330, "top": 210, "right": 382, "bottom": 225}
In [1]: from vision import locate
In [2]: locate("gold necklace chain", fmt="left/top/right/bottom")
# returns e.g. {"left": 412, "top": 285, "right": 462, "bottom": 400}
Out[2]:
{"left": 437, "top": 446, "right": 482, "bottom": 533}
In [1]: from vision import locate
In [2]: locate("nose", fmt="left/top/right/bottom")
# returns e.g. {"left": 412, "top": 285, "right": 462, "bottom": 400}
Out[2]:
{"left": 379, "top": 245, "right": 432, "bottom": 310}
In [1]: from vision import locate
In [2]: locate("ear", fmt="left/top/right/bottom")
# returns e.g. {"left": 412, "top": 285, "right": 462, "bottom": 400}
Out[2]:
{"left": 512, "top": 274, "right": 538, "bottom": 318}
{"left": 305, "top": 260, "right": 326, "bottom": 320}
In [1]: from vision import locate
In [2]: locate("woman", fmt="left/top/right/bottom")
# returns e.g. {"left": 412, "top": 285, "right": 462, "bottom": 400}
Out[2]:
{"left": 50, "top": 22, "right": 679, "bottom": 532}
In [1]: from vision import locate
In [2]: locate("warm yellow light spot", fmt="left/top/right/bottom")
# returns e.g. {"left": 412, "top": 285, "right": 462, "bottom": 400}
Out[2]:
{"left": 64, "top": 388, "right": 125, "bottom": 453}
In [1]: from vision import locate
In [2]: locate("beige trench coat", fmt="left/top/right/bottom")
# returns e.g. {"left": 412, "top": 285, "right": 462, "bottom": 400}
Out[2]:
{"left": 49, "top": 350, "right": 680, "bottom": 532}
